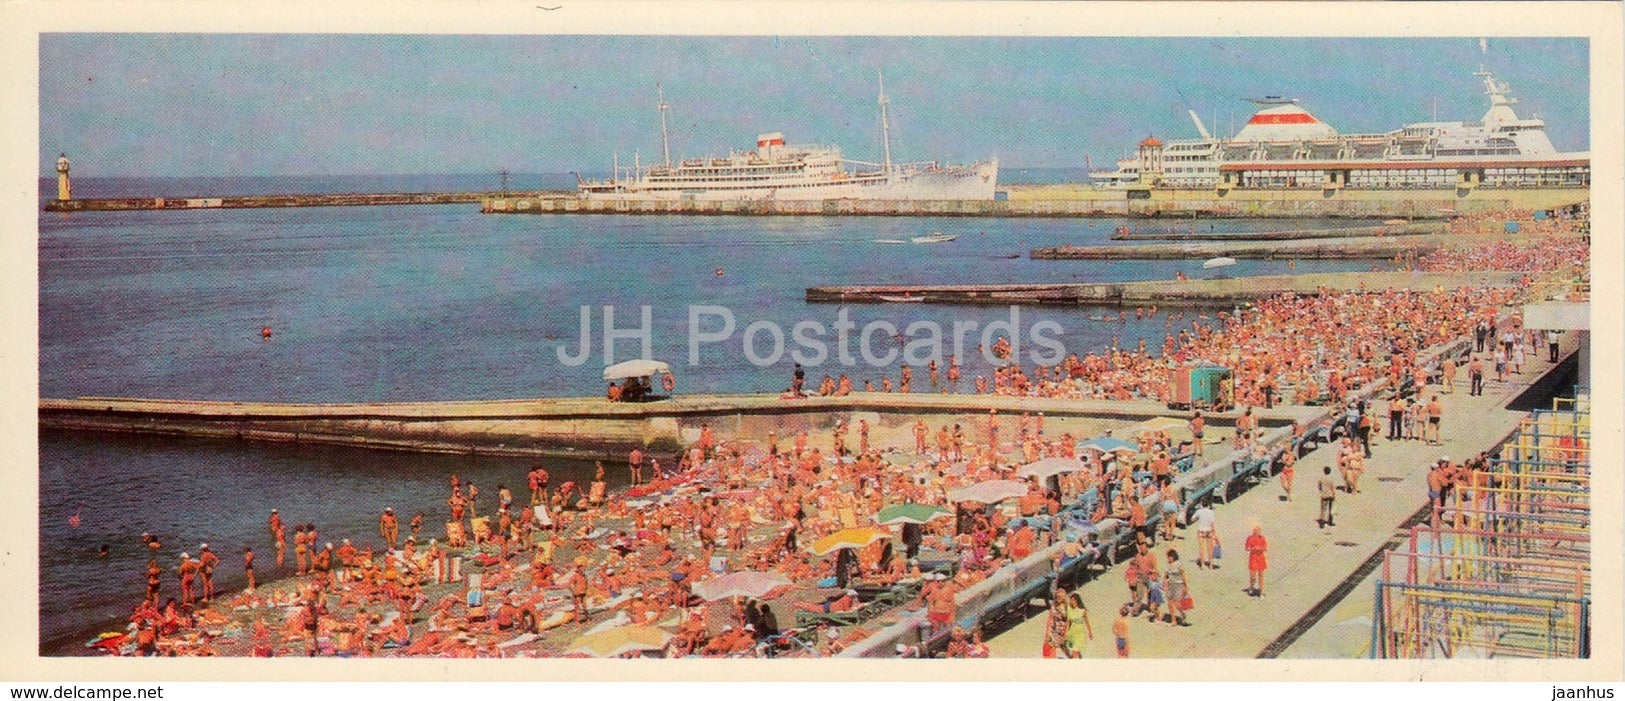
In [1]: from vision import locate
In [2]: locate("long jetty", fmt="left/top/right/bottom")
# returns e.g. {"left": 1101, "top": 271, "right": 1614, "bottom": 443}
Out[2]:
{"left": 42, "top": 190, "right": 566, "bottom": 212}
{"left": 1109, "top": 222, "right": 1437, "bottom": 241}
{"left": 806, "top": 271, "right": 1527, "bottom": 308}
{"left": 1031, "top": 236, "right": 1442, "bottom": 261}
{"left": 40, "top": 393, "right": 1306, "bottom": 463}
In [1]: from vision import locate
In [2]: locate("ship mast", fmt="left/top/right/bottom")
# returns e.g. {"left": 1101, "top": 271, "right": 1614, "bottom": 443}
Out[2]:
{"left": 878, "top": 70, "right": 893, "bottom": 175}
{"left": 658, "top": 83, "right": 672, "bottom": 169}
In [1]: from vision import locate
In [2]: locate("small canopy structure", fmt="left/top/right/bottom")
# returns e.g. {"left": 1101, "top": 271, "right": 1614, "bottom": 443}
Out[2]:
{"left": 603, "top": 359, "right": 670, "bottom": 380}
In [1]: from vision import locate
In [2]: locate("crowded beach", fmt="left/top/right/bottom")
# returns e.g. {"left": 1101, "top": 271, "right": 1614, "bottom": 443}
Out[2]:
{"left": 88, "top": 208, "right": 1588, "bottom": 659}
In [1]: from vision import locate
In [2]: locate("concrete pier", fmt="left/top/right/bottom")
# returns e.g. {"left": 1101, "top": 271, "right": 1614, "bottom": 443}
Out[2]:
{"left": 1110, "top": 222, "right": 1437, "bottom": 241}
{"left": 1031, "top": 236, "right": 1442, "bottom": 261}
{"left": 43, "top": 190, "right": 564, "bottom": 212}
{"left": 806, "top": 271, "right": 1528, "bottom": 308}
{"left": 480, "top": 184, "right": 1586, "bottom": 220}
{"left": 39, "top": 392, "right": 1306, "bottom": 463}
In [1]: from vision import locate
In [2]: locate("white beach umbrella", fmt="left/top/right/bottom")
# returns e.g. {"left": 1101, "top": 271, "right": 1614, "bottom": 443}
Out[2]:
{"left": 603, "top": 359, "right": 670, "bottom": 380}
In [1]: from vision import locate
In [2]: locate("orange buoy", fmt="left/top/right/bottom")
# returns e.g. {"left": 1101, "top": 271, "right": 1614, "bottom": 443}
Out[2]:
{"left": 261, "top": 326, "right": 273, "bottom": 338}
{"left": 715, "top": 268, "right": 724, "bottom": 277}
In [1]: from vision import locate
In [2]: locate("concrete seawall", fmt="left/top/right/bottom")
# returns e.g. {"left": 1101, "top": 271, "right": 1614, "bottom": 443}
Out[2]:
{"left": 42, "top": 190, "right": 567, "bottom": 212}
{"left": 39, "top": 394, "right": 1306, "bottom": 462}
{"left": 481, "top": 186, "right": 1586, "bottom": 219}
{"left": 1031, "top": 236, "right": 1438, "bottom": 260}
{"left": 1109, "top": 222, "right": 1437, "bottom": 241}
{"left": 806, "top": 271, "right": 1528, "bottom": 308}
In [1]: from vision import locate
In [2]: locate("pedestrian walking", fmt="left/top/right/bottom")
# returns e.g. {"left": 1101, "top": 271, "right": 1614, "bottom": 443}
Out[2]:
{"left": 1317, "top": 466, "right": 1337, "bottom": 528}
{"left": 1244, "top": 526, "right": 1268, "bottom": 597}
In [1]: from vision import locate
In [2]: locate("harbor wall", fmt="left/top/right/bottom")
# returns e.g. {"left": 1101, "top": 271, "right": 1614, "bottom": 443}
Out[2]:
{"left": 42, "top": 190, "right": 565, "bottom": 212}
{"left": 39, "top": 394, "right": 1292, "bottom": 462}
{"left": 806, "top": 271, "right": 1530, "bottom": 308}
{"left": 482, "top": 186, "right": 1588, "bottom": 219}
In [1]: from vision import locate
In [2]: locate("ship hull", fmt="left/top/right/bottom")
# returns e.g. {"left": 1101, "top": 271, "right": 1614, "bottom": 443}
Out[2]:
{"left": 582, "top": 161, "right": 998, "bottom": 202}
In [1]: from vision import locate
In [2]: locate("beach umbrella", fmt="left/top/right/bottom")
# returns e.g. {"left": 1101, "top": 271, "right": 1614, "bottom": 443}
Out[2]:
{"left": 603, "top": 358, "right": 670, "bottom": 380}
{"left": 948, "top": 479, "right": 1029, "bottom": 505}
{"left": 1078, "top": 437, "right": 1139, "bottom": 454}
{"left": 1016, "top": 457, "right": 1086, "bottom": 480}
{"left": 1131, "top": 417, "right": 1189, "bottom": 436}
{"left": 809, "top": 526, "right": 892, "bottom": 556}
{"left": 1202, "top": 256, "right": 1238, "bottom": 269}
{"left": 692, "top": 570, "right": 794, "bottom": 601}
{"left": 566, "top": 625, "right": 674, "bottom": 658}
{"left": 873, "top": 503, "right": 953, "bottom": 526}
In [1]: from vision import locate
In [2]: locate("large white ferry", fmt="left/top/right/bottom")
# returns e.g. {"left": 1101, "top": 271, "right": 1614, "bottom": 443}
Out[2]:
{"left": 577, "top": 77, "right": 998, "bottom": 202}
{"left": 1089, "top": 69, "right": 1588, "bottom": 193}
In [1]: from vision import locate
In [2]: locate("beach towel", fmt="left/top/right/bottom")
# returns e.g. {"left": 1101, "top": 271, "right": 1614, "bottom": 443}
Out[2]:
{"left": 497, "top": 632, "right": 539, "bottom": 649}
{"left": 535, "top": 610, "right": 572, "bottom": 632}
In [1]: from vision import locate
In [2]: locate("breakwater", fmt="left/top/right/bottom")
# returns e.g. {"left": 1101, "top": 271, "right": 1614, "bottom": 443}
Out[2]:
{"left": 482, "top": 186, "right": 1586, "bottom": 219}
{"left": 39, "top": 393, "right": 1303, "bottom": 461}
{"left": 1110, "top": 222, "right": 1437, "bottom": 241}
{"left": 42, "top": 190, "right": 565, "bottom": 212}
{"left": 805, "top": 271, "right": 1528, "bottom": 308}
{"left": 1031, "top": 236, "right": 1439, "bottom": 261}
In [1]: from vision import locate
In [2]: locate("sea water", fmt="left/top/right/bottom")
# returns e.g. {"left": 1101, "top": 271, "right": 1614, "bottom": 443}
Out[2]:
{"left": 36, "top": 173, "right": 1379, "bottom": 651}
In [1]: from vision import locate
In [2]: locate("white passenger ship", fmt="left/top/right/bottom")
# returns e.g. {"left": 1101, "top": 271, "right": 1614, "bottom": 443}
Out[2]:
{"left": 577, "top": 77, "right": 999, "bottom": 202}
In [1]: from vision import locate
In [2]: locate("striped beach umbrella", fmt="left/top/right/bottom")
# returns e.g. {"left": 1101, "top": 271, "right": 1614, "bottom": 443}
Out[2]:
{"left": 809, "top": 526, "right": 892, "bottom": 556}
{"left": 873, "top": 503, "right": 953, "bottom": 526}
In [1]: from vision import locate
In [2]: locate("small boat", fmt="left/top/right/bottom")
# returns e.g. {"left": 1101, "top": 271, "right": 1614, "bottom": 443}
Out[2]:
{"left": 878, "top": 294, "right": 925, "bottom": 303}
{"left": 911, "top": 232, "right": 958, "bottom": 244}
{"left": 1202, "top": 256, "right": 1238, "bottom": 269}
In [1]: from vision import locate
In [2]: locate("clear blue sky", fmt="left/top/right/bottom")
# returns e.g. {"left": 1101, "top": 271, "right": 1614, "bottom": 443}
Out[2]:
{"left": 39, "top": 35, "right": 1589, "bottom": 177}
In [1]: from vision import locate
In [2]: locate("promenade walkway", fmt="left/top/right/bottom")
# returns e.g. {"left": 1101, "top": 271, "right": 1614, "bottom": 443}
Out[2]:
{"left": 986, "top": 338, "right": 1578, "bottom": 658}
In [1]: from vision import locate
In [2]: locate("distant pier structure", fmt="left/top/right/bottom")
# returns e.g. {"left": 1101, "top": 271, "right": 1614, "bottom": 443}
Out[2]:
{"left": 55, "top": 153, "right": 71, "bottom": 201}
{"left": 42, "top": 158, "right": 528, "bottom": 212}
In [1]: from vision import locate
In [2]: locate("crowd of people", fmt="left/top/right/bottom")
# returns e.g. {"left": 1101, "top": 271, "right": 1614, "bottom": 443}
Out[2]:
{"left": 92, "top": 213, "right": 1587, "bottom": 659}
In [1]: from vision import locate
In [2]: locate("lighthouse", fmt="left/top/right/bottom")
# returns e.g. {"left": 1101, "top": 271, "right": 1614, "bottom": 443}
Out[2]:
{"left": 55, "top": 153, "right": 71, "bottom": 201}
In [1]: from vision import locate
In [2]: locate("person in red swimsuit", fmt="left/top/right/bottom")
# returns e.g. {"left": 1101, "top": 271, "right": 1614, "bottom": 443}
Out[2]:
{"left": 1245, "top": 525, "right": 1269, "bottom": 597}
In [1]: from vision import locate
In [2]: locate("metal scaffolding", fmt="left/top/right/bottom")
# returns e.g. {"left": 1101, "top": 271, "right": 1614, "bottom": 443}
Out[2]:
{"left": 1371, "top": 402, "right": 1590, "bottom": 659}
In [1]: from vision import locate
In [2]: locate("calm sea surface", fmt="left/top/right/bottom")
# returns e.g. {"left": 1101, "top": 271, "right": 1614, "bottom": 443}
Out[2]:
{"left": 37, "top": 173, "right": 1381, "bottom": 650}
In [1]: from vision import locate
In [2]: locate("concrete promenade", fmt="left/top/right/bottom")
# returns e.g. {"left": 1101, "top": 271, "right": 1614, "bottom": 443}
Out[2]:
{"left": 985, "top": 339, "right": 1578, "bottom": 658}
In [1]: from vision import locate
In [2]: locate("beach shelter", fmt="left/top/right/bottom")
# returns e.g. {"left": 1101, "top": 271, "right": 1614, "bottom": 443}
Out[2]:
{"left": 1077, "top": 437, "right": 1139, "bottom": 455}
{"left": 1202, "top": 256, "right": 1238, "bottom": 269}
{"left": 809, "top": 526, "right": 892, "bottom": 556}
{"left": 566, "top": 625, "right": 674, "bottom": 657}
{"left": 1016, "top": 457, "right": 1087, "bottom": 480}
{"left": 873, "top": 503, "right": 953, "bottom": 526}
{"left": 603, "top": 359, "right": 670, "bottom": 380}
{"left": 692, "top": 570, "right": 794, "bottom": 601}
{"left": 947, "top": 479, "right": 1029, "bottom": 505}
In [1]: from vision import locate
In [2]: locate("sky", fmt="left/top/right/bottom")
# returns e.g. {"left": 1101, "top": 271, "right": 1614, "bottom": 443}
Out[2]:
{"left": 37, "top": 35, "right": 1590, "bottom": 177}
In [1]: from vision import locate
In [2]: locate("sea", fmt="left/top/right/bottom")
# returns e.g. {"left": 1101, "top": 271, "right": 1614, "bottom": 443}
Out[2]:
{"left": 36, "top": 171, "right": 1384, "bottom": 652}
